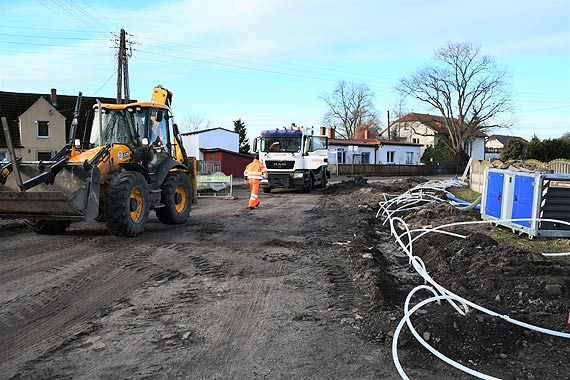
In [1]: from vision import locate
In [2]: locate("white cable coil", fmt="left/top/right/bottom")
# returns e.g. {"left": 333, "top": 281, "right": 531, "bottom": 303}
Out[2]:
{"left": 376, "top": 178, "right": 570, "bottom": 379}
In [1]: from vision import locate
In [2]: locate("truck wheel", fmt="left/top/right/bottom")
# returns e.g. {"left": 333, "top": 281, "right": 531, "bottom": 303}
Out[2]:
{"left": 319, "top": 173, "right": 327, "bottom": 188}
{"left": 262, "top": 187, "right": 272, "bottom": 193}
{"left": 303, "top": 176, "right": 313, "bottom": 193}
{"left": 104, "top": 171, "right": 149, "bottom": 237}
{"left": 26, "top": 220, "right": 70, "bottom": 234}
{"left": 156, "top": 171, "right": 192, "bottom": 224}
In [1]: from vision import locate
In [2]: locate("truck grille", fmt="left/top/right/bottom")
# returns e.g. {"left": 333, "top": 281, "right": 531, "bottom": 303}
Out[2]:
{"left": 265, "top": 160, "right": 294, "bottom": 170}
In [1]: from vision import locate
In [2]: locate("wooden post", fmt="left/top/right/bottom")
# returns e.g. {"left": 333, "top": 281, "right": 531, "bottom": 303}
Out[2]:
{"left": 1, "top": 117, "right": 24, "bottom": 191}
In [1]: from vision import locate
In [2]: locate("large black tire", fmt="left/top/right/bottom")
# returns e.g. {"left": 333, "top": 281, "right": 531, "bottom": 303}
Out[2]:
{"left": 262, "top": 187, "right": 272, "bottom": 193}
{"left": 26, "top": 220, "right": 70, "bottom": 235}
{"left": 155, "top": 171, "right": 192, "bottom": 225}
{"left": 319, "top": 171, "right": 328, "bottom": 188}
{"left": 104, "top": 171, "right": 149, "bottom": 237}
{"left": 303, "top": 175, "right": 313, "bottom": 193}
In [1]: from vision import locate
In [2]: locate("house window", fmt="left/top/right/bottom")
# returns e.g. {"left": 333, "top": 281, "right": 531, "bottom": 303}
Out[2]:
{"left": 36, "top": 120, "right": 50, "bottom": 138}
{"left": 406, "top": 152, "right": 414, "bottom": 164}
{"left": 412, "top": 138, "right": 420, "bottom": 144}
{"left": 337, "top": 151, "right": 346, "bottom": 164}
{"left": 37, "top": 151, "right": 52, "bottom": 161}
{"left": 361, "top": 152, "right": 370, "bottom": 164}
{"left": 386, "top": 151, "right": 395, "bottom": 163}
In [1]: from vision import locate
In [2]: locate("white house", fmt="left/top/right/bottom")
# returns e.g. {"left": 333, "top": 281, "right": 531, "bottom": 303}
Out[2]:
{"left": 328, "top": 138, "right": 422, "bottom": 165}
{"left": 485, "top": 134, "right": 528, "bottom": 161}
{"left": 180, "top": 127, "right": 239, "bottom": 160}
{"left": 380, "top": 113, "right": 486, "bottom": 161}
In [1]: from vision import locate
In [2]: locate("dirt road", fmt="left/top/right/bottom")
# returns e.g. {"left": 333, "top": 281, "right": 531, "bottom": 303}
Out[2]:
{"left": 0, "top": 184, "right": 404, "bottom": 380}
{"left": 2, "top": 178, "right": 568, "bottom": 380}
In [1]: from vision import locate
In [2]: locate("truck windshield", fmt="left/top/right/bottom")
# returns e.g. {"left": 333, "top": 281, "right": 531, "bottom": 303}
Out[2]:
{"left": 89, "top": 108, "right": 145, "bottom": 148}
{"left": 261, "top": 137, "right": 301, "bottom": 153}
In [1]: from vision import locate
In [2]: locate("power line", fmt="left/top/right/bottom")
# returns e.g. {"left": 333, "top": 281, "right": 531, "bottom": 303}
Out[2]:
{"left": 61, "top": 0, "right": 115, "bottom": 33}
{"left": 0, "top": 33, "right": 108, "bottom": 41}
{"left": 0, "top": 40, "right": 109, "bottom": 49}
{"left": 34, "top": 0, "right": 99, "bottom": 37}
{"left": 76, "top": 0, "right": 119, "bottom": 31}
{"left": 48, "top": 0, "right": 108, "bottom": 34}
{"left": 0, "top": 24, "right": 104, "bottom": 34}
{"left": 92, "top": 71, "right": 117, "bottom": 96}
{"left": 140, "top": 35, "right": 395, "bottom": 84}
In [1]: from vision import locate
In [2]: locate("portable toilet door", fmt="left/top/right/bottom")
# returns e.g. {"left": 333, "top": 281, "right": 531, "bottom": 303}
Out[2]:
{"left": 484, "top": 170, "right": 505, "bottom": 218}
{"left": 511, "top": 175, "right": 535, "bottom": 228}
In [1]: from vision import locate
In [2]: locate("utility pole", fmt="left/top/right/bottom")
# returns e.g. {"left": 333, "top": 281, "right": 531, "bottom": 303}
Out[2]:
{"left": 116, "top": 28, "right": 131, "bottom": 104}
{"left": 386, "top": 110, "right": 391, "bottom": 140}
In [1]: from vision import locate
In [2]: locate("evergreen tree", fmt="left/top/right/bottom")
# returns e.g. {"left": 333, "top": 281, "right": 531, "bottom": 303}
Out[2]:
{"left": 233, "top": 119, "right": 250, "bottom": 154}
{"left": 523, "top": 135, "right": 546, "bottom": 161}
{"left": 500, "top": 139, "right": 525, "bottom": 161}
{"left": 542, "top": 138, "right": 570, "bottom": 160}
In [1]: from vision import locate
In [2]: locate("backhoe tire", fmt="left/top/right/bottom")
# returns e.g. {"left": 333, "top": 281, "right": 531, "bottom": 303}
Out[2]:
{"left": 26, "top": 220, "right": 70, "bottom": 235}
{"left": 262, "top": 187, "right": 272, "bottom": 193}
{"left": 156, "top": 171, "right": 192, "bottom": 225}
{"left": 104, "top": 171, "right": 149, "bottom": 237}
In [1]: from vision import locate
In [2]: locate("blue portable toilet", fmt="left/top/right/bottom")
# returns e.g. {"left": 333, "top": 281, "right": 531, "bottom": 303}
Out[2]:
{"left": 481, "top": 167, "right": 570, "bottom": 238}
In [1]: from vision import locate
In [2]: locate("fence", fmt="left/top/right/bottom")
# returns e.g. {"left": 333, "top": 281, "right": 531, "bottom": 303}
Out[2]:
{"left": 196, "top": 161, "right": 233, "bottom": 197}
{"left": 198, "top": 160, "right": 221, "bottom": 175}
{"left": 331, "top": 163, "right": 437, "bottom": 177}
{"left": 470, "top": 159, "right": 570, "bottom": 193}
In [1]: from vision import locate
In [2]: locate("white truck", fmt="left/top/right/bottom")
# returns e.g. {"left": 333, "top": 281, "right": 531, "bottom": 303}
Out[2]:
{"left": 253, "top": 126, "right": 329, "bottom": 193}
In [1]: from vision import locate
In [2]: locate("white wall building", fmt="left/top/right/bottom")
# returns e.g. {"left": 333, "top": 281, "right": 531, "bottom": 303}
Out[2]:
{"left": 180, "top": 127, "right": 239, "bottom": 160}
{"left": 380, "top": 113, "right": 486, "bottom": 161}
{"left": 328, "top": 139, "right": 422, "bottom": 165}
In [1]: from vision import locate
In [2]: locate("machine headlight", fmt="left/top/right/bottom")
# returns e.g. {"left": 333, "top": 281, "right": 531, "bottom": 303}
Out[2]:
{"left": 293, "top": 172, "right": 304, "bottom": 178}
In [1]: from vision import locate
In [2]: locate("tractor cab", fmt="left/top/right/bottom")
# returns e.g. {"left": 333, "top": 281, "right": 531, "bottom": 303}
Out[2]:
{"left": 89, "top": 102, "right": 173, "bottom": 176}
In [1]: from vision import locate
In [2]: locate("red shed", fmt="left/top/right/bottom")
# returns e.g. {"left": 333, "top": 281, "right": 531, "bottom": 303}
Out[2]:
{"left": 200, "top": 148, "right": 253, "bottom": 178}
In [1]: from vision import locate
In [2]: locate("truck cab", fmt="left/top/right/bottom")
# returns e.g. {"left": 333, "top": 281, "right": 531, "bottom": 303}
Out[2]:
{"left": 254, "top": 126, "right": 329, "bottom": 193}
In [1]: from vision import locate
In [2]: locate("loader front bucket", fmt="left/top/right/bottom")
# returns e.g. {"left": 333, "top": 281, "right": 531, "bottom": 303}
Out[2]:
{"left": 0, "top": 163, "right": 100, "bottom": 221}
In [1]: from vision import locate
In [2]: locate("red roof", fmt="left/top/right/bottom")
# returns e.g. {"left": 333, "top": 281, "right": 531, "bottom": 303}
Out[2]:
{"left": 391, "top": 112, "right": 487, "bottom": 138}
{"left": 487, "top": 134, "right": 528, "bottom": 145}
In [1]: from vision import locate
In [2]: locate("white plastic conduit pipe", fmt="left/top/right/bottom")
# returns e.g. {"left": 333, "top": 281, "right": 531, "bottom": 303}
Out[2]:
{"left": 375, "top": 178, "right": 570, "bottom": 379}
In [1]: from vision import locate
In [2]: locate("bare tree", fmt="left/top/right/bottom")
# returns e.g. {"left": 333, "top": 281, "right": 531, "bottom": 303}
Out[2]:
{"left": 320, "top": 81, "right": 379, "bottom": 139}
{"left": 397, "top": 42, "right": 513, "bottom": 158}
{"left": 178, "top": 114, "right": 212, "bottom": 133}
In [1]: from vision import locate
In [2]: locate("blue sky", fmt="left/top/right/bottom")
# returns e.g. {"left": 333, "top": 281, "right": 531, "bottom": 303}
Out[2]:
{"left": 1, "top": 0, "right": 569, "bottom": 142}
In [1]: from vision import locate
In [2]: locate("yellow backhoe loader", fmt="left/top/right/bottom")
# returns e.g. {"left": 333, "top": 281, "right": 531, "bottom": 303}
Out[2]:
{"left": 0, "top": 86, "right": 196, "bottom": 237}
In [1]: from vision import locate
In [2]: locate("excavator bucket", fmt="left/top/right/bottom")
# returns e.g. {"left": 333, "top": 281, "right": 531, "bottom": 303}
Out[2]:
{"left": 0, "top": 163, "right": 100, "bottom": 221}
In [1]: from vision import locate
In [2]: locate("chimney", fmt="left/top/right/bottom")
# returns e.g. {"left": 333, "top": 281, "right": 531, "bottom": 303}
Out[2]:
{"left": 319, "top": 126, "right": 326, "bottom": 135}
{"left": 50, "top": 88, "right": 57, "bottom": 107}
{"left": 364, "top": 129, "right": 369, "bottom": 139}
{"left": 327, "top": 128, "right": 335, "bottom": 139}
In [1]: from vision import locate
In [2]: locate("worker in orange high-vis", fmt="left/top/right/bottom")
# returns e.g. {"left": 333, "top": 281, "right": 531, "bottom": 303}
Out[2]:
{"left": 244, "top": 154, "right": 268, "bottom": 210}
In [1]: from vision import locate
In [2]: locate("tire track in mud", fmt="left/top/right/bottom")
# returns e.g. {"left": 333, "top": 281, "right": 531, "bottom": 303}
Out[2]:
{"left": 314, "top": 254, "right": 356, "bottom": 313}
{"left": 193, "top": 278, "right": 274, "bottom": 372}
{"left": 4, "top": 240, "right": 236, "bottom": 380}
{"left": 0, "top": 241, "right": 164, "bottom": 378}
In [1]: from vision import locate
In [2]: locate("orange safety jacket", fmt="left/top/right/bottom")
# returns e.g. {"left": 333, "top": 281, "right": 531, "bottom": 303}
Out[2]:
{"left": 244, "top": 159, "right": 268, "bottom": 180}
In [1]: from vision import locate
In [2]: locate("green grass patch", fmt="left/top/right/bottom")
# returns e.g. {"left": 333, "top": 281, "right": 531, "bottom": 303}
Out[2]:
{"left": 448, "top": 186, "right": 481, "bottom": 203}
{"left": 448, "top": 186, "right": 569, "bottom": 256}
{"left": 490, "top": 225, "right": 570, "bottom": 255}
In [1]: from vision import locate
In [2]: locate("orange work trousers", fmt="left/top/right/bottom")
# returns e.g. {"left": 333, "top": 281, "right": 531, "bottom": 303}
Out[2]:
{"left": 248, "top": 179, "right": 260, "bottom": 208}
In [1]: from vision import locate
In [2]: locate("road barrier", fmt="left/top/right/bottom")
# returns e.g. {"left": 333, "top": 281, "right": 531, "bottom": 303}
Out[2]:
{"left": 197, "top": 173, "right": 233, "bottom": 198}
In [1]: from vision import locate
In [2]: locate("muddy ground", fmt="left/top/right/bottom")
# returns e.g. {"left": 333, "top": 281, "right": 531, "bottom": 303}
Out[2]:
{"left": 0, "top": 177, "right": 568, "bottom": 379}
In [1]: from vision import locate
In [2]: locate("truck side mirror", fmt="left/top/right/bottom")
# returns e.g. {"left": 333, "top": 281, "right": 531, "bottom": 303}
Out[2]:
{"left": 252, "top": 137, "right": 259, "bottom": 153}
